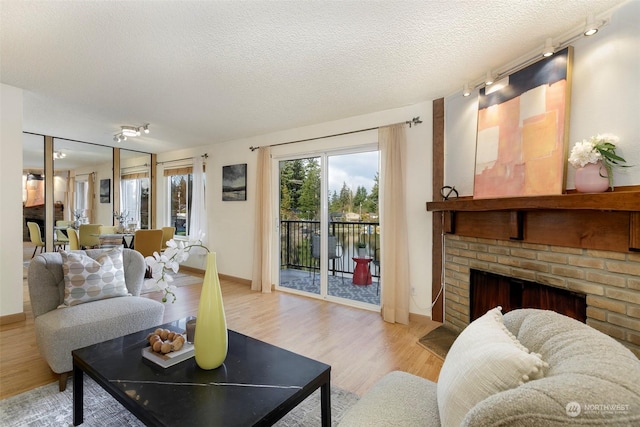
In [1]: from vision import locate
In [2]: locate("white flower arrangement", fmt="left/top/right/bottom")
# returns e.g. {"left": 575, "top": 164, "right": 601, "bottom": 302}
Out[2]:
{"left": 568, "top": 134, "right": 627, "bottom": 189}
{"left": 73, "top": 209, "right": 85, "bottom": 221}
{"left": 113, "top": 210, "right": 129, "bottom": 224}
{"left": 144, "top": 232, "right": 209, "bottom": 303}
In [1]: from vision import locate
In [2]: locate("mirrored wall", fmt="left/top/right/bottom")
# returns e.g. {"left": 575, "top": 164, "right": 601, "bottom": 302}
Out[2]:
{"left": 22, "top": 133, "right": 153, "bottom": 257}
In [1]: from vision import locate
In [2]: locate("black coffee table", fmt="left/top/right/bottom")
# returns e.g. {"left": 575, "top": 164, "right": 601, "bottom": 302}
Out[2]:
{"left": 72, "top": 318, "right": 331, "bottom": 426}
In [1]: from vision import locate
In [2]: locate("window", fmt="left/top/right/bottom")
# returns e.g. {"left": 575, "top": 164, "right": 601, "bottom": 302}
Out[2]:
{"left": 165, "top": 165, "right": 205, "bottom": 236}
{"left": 74, "top": 180, "right": 87, "bottom": 213}
{"left": 120, "top": 175, "right": 150, "bottom": 229}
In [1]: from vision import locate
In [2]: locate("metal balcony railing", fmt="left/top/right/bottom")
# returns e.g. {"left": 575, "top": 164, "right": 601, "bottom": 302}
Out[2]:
{"left": 279, "top": 220, "right": 380, "bottom": 277}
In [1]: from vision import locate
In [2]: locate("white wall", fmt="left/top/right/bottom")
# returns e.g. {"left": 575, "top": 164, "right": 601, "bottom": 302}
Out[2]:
{"left": 445, "top": 0, "right": 640, "bottom": 195}
{"left": 157, "top": 101, "right": 435, "bottom": 316}
{"left": 1, "top": 84, "right": 25, "bottom": 317}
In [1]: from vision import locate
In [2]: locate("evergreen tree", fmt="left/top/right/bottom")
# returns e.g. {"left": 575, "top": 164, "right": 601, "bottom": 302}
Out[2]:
{"left": 298, "top": 158, "right": 321, "bottom": 219}
{"left": 365, "top": 172, "right": 379, "bottom": 214}
{"left": 338, "top": 182, "right": 352, "bottom": 213}
{"left": 353, "top": 186, "right": 368, "bottom": 213}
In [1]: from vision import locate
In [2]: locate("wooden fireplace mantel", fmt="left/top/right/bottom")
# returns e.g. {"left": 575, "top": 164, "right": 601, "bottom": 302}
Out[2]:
{"left": 426, "top": 190, "right": 640, "bottom": 252}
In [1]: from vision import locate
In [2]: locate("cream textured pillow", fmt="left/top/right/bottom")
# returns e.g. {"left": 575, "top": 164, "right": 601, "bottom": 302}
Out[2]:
{"left": 60, "top": 248, "right": 129, "bottom": 307}
{"left": 437, "top": 306, "right": 547, "bottom": 427}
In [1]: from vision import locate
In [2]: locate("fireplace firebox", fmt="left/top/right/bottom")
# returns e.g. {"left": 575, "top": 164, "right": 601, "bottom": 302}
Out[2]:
{"left": 470, "top": 269, "right": 586, "bottom": 322}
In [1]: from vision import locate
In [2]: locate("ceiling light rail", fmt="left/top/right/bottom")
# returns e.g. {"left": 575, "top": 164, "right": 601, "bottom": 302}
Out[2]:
{"left": 459, "top": 11, "right": 611, "bottom": 98}
{"left": 114, "top": 123, "right": 150, "bottom": 143}
{"left": 249, "top": 116, "right": 422, "bottom": 151}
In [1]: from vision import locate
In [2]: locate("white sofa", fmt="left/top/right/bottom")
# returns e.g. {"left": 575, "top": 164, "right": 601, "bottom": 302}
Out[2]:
{"left": 27, "top": 248, "right": 164, "bottom": 391}
{"left": 339, "top": 308, "right": 640, "bottom": 426}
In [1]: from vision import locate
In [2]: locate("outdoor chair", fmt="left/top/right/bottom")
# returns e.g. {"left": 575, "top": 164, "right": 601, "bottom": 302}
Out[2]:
{"left": 311, "top": 234, "right": 344, "bottom": 286}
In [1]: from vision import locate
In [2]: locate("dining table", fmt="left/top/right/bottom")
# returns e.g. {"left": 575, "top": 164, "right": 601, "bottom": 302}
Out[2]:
{"left": 90, "top": 233, "right": 135, "bottom": 249}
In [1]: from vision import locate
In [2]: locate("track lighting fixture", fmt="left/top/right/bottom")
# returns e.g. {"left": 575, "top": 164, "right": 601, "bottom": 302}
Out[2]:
{"left": 113, "top": 124, "right": 150, "bottom": 142}
{"left": 458, "top": 12, "right": 610, "bottom": 98}
{"left": 53, "top": 150, "right": 66, "bottom": 160}
{"left": 542, "top": 38, "right": 555, "bottom": 57}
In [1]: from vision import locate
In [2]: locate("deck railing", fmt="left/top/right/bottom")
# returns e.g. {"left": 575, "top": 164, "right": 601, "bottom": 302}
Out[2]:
{"left": 280, "top": 220, "right": 380, "bottom": 277}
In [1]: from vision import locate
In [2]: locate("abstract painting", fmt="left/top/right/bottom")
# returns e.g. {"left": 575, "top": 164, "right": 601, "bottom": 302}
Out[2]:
{"left": 473, "top": 47, "right": 573, "bottom": 199}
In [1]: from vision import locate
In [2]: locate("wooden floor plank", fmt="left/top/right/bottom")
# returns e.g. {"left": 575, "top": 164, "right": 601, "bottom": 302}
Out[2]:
{"left": 0, "top": 245, "right": 443, "bottom": 399}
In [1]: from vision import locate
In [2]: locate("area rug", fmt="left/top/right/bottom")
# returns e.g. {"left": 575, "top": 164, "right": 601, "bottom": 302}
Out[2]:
{"left": 417, "top": 325, "right": 458, "bottom": 360}
{"left": 0, "top": 377, "right": 358, "bottom": 426}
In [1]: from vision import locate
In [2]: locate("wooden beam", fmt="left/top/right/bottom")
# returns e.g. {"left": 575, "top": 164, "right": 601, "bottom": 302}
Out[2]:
{"left": 431, "top": 98, "right": 445, "bottom": 322}
{"left": 44, "top": 136, "right": 54, "bottom": 253}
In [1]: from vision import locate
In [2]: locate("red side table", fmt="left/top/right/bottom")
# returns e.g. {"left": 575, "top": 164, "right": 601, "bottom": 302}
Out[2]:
{"left": 352, "top": 257, "right": 372, "bottom": 285}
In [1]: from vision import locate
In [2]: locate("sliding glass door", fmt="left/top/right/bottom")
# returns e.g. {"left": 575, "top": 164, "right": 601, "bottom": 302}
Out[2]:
{"left": 277, "top": 148, "right": 380, "bottom": 307}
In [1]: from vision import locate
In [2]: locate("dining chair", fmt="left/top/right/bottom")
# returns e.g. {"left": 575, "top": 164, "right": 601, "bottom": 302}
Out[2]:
{"left": 78, "top": 224, "right": 103, "bottom": 249}
{"left": 99, "top": 225, "right": 118, "bottom": 235}
{"left": 27, "top": 222, "right": 45, "bottom": 258}
{"left": 67, "top": 228, "right": 80, "bottom": 250}
{"left": 134, "top": 229, "right": 163, "bottom": 258}
{"left": 161, "top": 226, "right": 176, "bottom": 250}
{"left": 55, "top": 220, "right": 73, "bottom": 249}
{"left": 134, "top": 229, "right": 163, "bottom": 278}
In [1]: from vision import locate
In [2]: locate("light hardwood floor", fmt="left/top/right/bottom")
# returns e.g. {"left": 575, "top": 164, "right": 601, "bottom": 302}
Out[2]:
{"left": 0, "top": 244, "right": 444, "bottom": 400}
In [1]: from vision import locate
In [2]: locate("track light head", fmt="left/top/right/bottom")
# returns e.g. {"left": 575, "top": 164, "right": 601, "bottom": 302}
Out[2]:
{"left": 584, "top": 14, "right": 600, "bottom": 36}
{"left": 542, "top": 38, "right": 555, "bottom": 57}
{"left": 462, "top": 83, "right": 471, "bottom": 97}
{"left": 485, "top": 71, "right": 495, "bottom": 86}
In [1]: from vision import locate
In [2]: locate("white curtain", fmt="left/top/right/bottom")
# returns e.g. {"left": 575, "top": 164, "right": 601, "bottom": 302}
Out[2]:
{"left": 189, "top": 156, "right": 207, "bottom": 243}
{"left": 120, "top": 179, "right": 142, "bottom": 226}
{"left": 379, "top": 124, "right": 410, "bottom": 325}
{"left": 251, "top": 147, "right": 272, "bottom": 293}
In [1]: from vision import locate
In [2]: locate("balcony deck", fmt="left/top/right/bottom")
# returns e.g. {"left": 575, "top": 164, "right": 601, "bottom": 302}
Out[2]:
{"left": 279, "top": 267, "right": 380, "bottom": 306}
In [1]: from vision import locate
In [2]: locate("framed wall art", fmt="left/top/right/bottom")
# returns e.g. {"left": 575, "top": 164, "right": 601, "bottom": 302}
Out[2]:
{"left": 100, "top": 178, "right": 111, "bottom": 203}
{"left": 473, "top": 47, "right": 573, "bottom": 199}
{"left": 222, "top": 163, "right": 247, "bottom": 201}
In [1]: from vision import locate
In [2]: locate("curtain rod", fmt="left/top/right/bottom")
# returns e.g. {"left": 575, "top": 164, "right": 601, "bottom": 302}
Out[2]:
{"left": 156, "top": 153, "right": 208, "bottom": 166}
{"left": 249, "top": 117, "right": 422, "bottom": 151}
{"left": 120, "top": 163, "right": 149, "bottom": 171}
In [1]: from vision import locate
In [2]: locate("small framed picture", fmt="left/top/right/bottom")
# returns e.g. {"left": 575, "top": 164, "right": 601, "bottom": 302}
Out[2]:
{"left": 100, "top": 179, "right": 111, "bottom": 203}
{"left": 222, "top": 164, "right": 247, "bottom": 201}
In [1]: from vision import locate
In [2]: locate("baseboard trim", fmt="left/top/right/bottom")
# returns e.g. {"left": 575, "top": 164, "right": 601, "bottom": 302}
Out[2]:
{"left": 219, "top": 273, "right": 251, "bottom": 286}
{"left": 409, "top": 312, "right": 437, "bottom": 323}
{"left": 179, "top": 265, "right": 252, "bottom": 287}
{"left": 0, "top": 312, "right": 26, "bottom": 325}
{"left": 178, "top": 265, "right": 205, "bottom": 275}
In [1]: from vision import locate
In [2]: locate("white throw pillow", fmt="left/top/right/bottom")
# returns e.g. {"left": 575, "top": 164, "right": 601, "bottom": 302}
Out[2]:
{"left": 60, "top": 248, "right": 129, "bottom": 307}
{"left": 437, "top": 306, "right": 547, "bottom": 427}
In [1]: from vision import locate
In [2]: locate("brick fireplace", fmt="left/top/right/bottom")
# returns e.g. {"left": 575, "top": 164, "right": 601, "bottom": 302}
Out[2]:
{"left": 442, "top": 234, "right": 640, "bottom": 357}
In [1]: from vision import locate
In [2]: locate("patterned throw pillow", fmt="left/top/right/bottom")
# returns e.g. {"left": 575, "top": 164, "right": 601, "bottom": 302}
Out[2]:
{"left": 60, "top": 248, "right": 129, "bottom": 307}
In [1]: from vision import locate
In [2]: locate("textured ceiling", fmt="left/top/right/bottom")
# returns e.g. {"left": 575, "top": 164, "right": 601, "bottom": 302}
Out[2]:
{"left": 1, "top": 0, "right": 626, "bottom": 154}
